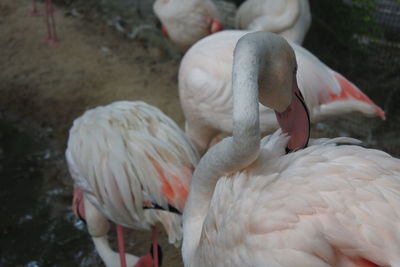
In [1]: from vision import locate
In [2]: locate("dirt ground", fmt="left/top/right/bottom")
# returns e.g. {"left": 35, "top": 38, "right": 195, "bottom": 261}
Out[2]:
{"left": 0, "top": 0, "right": 185, "bottom": 139}
{"left": 0, "top": 0, "right": 186, "bottom": 266}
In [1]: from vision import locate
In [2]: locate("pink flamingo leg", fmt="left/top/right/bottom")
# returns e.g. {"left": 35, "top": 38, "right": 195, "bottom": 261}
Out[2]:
{"left": 42, "top": 0, "right": 59, "bottom": 46}
{"left": 152, "top": 226, "right": 159, "bottom": 267}
{"left": 48, "top": 0, "right": 59, "bottom": 45}
{"left": 29, "top": 0, "right": 41, "bottom": 16}
{"left": 116, "top": 225, "right": 127, "bottom": 267}
{"left": 42, "top": 0, "right": 52, "bottom": 44}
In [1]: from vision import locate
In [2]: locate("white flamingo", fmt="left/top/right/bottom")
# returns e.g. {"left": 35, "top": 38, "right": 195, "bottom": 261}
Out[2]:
{"left": 182, "top": 31, "right": 400, "bottom": 267}
{"left": 153, "top": 0, "right": 310, "bottom": 49}
{"left": 153, "top": 0, "right": 223, "bottom": 51}
{"left": 179, "top": 30, "right": 385, "bottom": 156}
{"left": 66, "top": 101, "right": 199, "bottom": 267}
{"left": 235, "top": 0, "right": 311, "bottom": 44}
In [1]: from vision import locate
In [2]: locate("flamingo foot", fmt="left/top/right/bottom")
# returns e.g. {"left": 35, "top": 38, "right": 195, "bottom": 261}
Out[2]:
{"left": 41, "top": 38, "right": 59, "bottom": 47}
{"left": 133, "top": 237, "right": 163, "bottom": 267}
{"left": 133, "top": 253, "right": 153, "bottom": 267}
{"left": 28, "top": 9, "right": 43, "bottom": 16}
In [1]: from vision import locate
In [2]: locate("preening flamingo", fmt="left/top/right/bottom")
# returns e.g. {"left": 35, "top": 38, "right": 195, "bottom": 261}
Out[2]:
{"left": 179, "top": 30, "right": 385, "bottom": 156}
{"left": 153, "top": 0, "right": 223, "bottom": 51}
{"left": 235, "top": 0, "right": 311, "bottom": 44}
{"left": 66, "top": 101, "right": 199, "bottom": 267}
{"left": 182, "top": 31, "right": 400, "bottom": 267}
{"left": 153, "top": 0, "right": 310, "bottom": 49}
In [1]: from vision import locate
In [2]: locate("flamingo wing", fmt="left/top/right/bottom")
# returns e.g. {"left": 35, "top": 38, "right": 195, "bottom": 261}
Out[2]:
{"left": 293, "top": 43, "right": 385, "bottom": 121}
{"left": 66, "top": 101, "right": 198, "bottom": 229}
{"left": 201, "top": 133, "right": 400, "bottom": 266}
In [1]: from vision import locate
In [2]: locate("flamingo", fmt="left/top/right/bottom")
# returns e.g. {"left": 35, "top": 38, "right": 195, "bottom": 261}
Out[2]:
{"left": 235, "top": 0, "right": 312, "bottom": 44}
{"left": 153, "top": 0, "right": 223, "bottom": 51}
{"left": 29, "top": 0, "right": 59, "bottom": 46}
{"left": 153, "top": 0, "right": 310, "bottom": 49}
{"left": 178, "top": 30, "right": 385, "bottom": 156}
{"left": 182, "top": 31, "right": 400, "bottom": 267}
{"left": 66, "top": 101, "right": 199, "bottom": 267}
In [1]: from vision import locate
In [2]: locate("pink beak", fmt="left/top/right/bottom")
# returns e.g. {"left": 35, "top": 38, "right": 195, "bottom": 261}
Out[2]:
{"left": 275, "top": 77, "right": 310, "bottom": 151}
{"left": 161, "top": 24, "right": 170, "bottom": 39}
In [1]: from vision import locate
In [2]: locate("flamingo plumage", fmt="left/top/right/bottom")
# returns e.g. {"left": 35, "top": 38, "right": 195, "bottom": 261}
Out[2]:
{"left": 235, "top": 0, "right": 311, "bottom": 44}
{"left": 182, "top": 31, "right": 400, "bottom": 267}
{"left": 153, "top": 0, "right": 310, "bottom": 49}
{"left": 66, "top": 101, "right": 199, "bottom": 267}
{"left": 178, "top": 30, "right": 385, "bottom": 156}
{"left": 153, "top": 0, "right": 223, "bottom": 51}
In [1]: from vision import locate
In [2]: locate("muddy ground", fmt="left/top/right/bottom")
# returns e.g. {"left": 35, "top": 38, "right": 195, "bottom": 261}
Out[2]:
{"left": 0, "top": 0, "right": 184, "bottom": 266}
{"left": 0, "top": 0, "right": 399, "bottom": 266}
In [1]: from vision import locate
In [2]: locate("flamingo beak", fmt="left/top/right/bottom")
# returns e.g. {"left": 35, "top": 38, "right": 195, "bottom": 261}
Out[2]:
{"left": 161, "top": 24, "right": 170, "bottom": 39}
{"left": 72, "top": 187, "right": 86, "bottom": 223}
{"left": 210, "top": 19, "right": 223, "bottom": 34}
{"left": 275, "top": 76, "right": 310, "bottom": 152}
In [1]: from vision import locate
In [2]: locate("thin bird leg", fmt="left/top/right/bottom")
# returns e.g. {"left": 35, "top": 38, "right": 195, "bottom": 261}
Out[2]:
{"left": 48, "top": 0, "right": 59, "bottom": 45}
{"left": 152, "top": 226, "right": 159, "bottom": 267}
{"left": 29, "top": 0, "right": 40, "bottom": 16}
{"left": 42, "top": 0, "right": 59, "bottom": 46}
{"left": 117, "top": 225, "right": 128, "bottom": 267}
{"left": 42, "top": 0, "right": 52, "bottom": 44}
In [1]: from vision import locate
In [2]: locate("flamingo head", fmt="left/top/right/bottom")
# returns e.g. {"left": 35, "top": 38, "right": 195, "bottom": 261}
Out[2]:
{"left": 252, "top": 32, "right": 310, "bottom": 151}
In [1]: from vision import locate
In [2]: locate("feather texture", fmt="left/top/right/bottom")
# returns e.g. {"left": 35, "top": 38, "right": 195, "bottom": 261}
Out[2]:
{"left": 179, "top": 30, "right": 384, "bottom": 155}
{"left": 194, "top": 131, "right": 400, "bottom": 266}
{"left": 66, "top": 101, "right": 198, "bottom": 244}
{"left": 235, "top": 0, "right": 311, "bottom": 44}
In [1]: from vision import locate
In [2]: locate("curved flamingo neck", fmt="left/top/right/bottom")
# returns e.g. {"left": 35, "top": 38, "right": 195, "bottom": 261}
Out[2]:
{"left": 182, "top": 32, "right": 291, "bottom": 266}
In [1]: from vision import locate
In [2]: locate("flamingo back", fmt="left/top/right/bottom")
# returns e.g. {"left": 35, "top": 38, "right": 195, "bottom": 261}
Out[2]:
{"left": 153, "top": 0, "right": 221, "bottom": 50}
{"left": 179, "top": 30, "right": 384, "bottom": 152}
{"left": 66, "top": 101, "right": 198, "bottom": 244}
{"left": 197, "top": 132, "right": 400, "bottom": 266}
{"left": 235, "top": 0, "right": 311, "bottom": 44}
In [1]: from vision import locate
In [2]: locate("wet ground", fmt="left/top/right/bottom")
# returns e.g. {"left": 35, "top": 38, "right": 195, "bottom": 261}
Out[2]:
{"left": 0, "top": 0, "right": 399, "bottom": 266}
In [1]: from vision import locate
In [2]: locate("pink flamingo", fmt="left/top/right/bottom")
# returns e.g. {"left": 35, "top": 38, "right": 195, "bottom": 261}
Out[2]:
{"left": 178, "top": 30, "right": 385, "bottom": 156}
{"left": 66, "top": 101, "right": 199, "bottom": 267}
{"left": 235, "top": 0, "right": 312, "bottom": 44}
{"left": 153, "top": 0, "right": 223, "bottom": 51}
{"left": 182, "top": 31, "right": 400, "bottom": 267}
